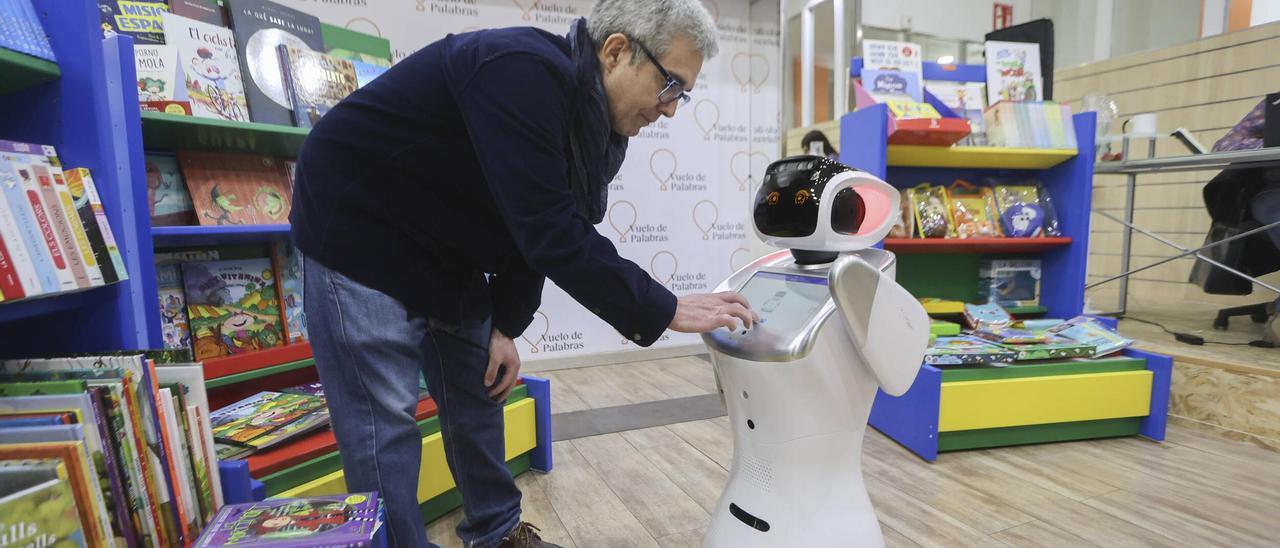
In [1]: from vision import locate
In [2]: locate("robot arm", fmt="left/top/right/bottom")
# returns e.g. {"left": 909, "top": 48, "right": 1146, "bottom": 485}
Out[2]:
{"left": 829, "top": 253, "right": 930, "bottom": 396}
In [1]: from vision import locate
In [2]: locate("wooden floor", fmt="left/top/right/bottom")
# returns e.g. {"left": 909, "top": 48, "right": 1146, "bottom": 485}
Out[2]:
{"left": 426, "top": 358, "right": 1280, "bottom": 547}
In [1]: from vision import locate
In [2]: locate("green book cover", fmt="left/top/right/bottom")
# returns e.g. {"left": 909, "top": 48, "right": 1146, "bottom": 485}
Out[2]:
{"left": 1001, "top": 336, "right": 1096, "bottom": 361}
{"left": 0, "top": 380, "right": 89, "bottom": 397}
{"left": 0, "top": 476, "right": 87, "bottom": 546}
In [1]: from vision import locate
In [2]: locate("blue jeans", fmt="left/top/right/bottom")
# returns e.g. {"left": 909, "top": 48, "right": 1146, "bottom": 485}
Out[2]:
{"left": 304, "top": 256, "right": 522, "bottom": 548}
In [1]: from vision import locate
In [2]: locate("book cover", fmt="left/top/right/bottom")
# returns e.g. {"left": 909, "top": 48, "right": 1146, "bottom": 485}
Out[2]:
{"left": 226, "top": 0, "right": 324, "bottom": 126}
{"left": 89, "top": 386, "right": 142, "bottom": 548}
{"left": 145, "top": 153, "right": 197, "bottom": 226}
{"left": 0, "top": 145, "right": 76, "bottom": 291}
{"left": 157, "top": 388, "right": 199, "bottom": 538}
{"left": 925, "top": 336, "right": 1018, "bottom": 365}
{"left": 65, "top": 168, "right": 129, "bottom": 282}
{"left": 1000, "top": 336, "right": 1096, "bottom": 361}
{"left": 136, "top": 44, "right": 190, "bottom": 112}
{"left": 970, "top": 326, "right": 1051, "bottom": 345}
{"left": 98, "top": 0, "right": 169, "bottom": 44}
{"left": 154, "top": 250, "right": 219, "bottom": 353}
{"left": 0, "top": 182, "right": 39, "bottom": 298}
{"left": 1047, "top": 316, "right": 1134, "bottom": 357}
{"left": 62, "top": 168, "right": 122, "bottom": 284}
{"left": 170, "top": 0, "right": 227, "bottom": 26}
{"left": 280, "top": 382, "right": 323, "bottom": 398}
{"left": 0, "top": 437, "right": 113, "bottom": 546}
{"left": 30, "top": 164, "right": 90, "bottom": 288}
{"left": 320, "top": 23, "right": 391, "bottom": 67}
{"left": 163, "top": 12, "right": 250, "bottom": 122}
{"left": 48, "top": 168, "right": 106, "bottom": 287}
{"left": 195, "top": 492, "right": 381, "bottom": 547}
{"left": 179, "top": 151, "right": 292, "bottom": 226}
{"left": 181, "top": 258, "right": 284, "bottom": 360}
{"left": 209, "top": 391, "right": 326, "bottom": 446}
{"left": 862, "top": 68, "right": 924, "bottom": 109}
{"left": 270, "top": 241, "right": 306, "bottom": 343}
{"left": 1, "top": 156, "right": 57, "bottom": 295}
{"left": 280, "top": 45, "right": 358, "bottom": 128}
{"left": 0, "top": 477, "right": 86, "bottom": 547}
{"left": 155, "top": 364, "right": 225, "bottom": 509}
{"left": 985, "top": 40, "right": 1042, "bottom": 104}
{"left": 351, "top": 60, "right": 389, "bottom": 89}
{"left": 978, "top": 258, "right": 1040, "bottom": 307}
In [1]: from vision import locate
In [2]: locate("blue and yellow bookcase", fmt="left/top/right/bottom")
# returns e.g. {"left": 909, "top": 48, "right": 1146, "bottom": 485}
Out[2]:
{"left": 845, "top": 59, "right": 1173, "bottom": 461}
{"left": 0, "top": 0, "right": 552, "bottom": 519}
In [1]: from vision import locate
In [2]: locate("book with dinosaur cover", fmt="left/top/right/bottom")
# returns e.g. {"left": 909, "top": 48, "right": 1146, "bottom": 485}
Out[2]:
{"left": 181, "top": 257, "right": 284, "bottom": 360}
{"left": 163, "top": 11, "right": 250, "bottom": 122}
{"left": 226, "top": 0, "right": 323, "bottom": 125}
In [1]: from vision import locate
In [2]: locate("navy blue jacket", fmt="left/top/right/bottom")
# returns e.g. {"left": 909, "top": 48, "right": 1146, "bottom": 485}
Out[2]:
{"left": 289, "top": 27, "right": 678, "bottom": 344}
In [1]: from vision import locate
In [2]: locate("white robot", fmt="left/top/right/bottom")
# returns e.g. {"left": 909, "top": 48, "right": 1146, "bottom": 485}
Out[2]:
{"left": 702, "top": 156, "right": 930, "bottom": 547}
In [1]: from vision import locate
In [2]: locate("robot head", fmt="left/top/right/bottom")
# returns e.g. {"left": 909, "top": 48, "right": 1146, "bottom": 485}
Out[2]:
{"left": 753, "top": 156, "right": 900, "bottom": 254}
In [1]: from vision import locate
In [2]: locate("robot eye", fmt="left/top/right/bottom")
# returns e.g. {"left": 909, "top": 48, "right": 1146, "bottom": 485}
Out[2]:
{"left": 830, "top": 187, "right": 865, "bottom": 235}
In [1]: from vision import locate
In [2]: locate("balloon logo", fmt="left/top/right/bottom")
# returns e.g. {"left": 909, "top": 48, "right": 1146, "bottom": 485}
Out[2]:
{"left": 730, "top": 151, "right": 772, "bottom": 191}
{"left": 345, "top": 17, "right": 382, "bottom": 37}
{"left": 520, "top": 310, "right": 549, "bottom": 353}
{"left": 694, "top": 100, "right": 719, "bottom": 140}
{"left": 692, "top": 200, "right": 719, "bottom": 241}
{"left": 650, "top": 149, "right": 677, "bottom": 190}
{"left": 512, "top": 0, "right": 537, "bottom": 21}
{"left": 608, "top": 200, "right": 637, "bottom": 243}
{"left": 731, "top": 53, "right": 771, "bottom": 93}
{"left": 650, "top": 251, "right": 678, "bottom": 284}
{"left": 730, "top": 247, "right": 753, "bottom": 271}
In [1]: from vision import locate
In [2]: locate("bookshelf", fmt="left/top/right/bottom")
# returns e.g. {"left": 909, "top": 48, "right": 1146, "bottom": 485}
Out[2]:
{"left": 140, "top": 111, "right": 310, "bottom": 157}
{"left": 846, "top": 59, "right": 1173, "bottom": 461}
{"left": 152, "top": 224, "right": 293, "bottom": 247}
{"left": 0, "top": 47, "right": 60, "bottom": 95}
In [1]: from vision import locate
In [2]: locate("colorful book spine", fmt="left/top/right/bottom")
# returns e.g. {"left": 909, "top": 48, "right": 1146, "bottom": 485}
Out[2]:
{"left": 63, "top": 167, "right": 120, "bottom": 284}
{"left": 31, "top": 164, "right": 89, "bottom": 288}
{"left": 1, "top": 156, "right": 66, "bottom": 292}
{"left": 49, "top": 168, "right": 105, "bottom": 286}
{"left": 90, "top": 386, "right": 143, "bottom": 548}
{"left": 0, "top": 233, "right": 22, "bottom": 301}
{"left": 0, "top": 187, "right": 37, "bottom": 297}
{"left": 1061, "top": 104, "right": 1078, "bottom": 150}
{"left": 157, "top": 388, "right": 197, "bottom": 539}
{"left": 69, "top": 168, "right": 128, "bottom": 281}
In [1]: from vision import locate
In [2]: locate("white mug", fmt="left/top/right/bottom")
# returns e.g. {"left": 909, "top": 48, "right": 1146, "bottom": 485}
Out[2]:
{"left": 1127, "top": 113, "right": 1158, "bottom": 137}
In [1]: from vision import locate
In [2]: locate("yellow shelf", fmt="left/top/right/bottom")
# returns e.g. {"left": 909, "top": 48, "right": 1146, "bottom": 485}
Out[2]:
{"left": 888, "top": 145, "right": 1077, "bottom": 170}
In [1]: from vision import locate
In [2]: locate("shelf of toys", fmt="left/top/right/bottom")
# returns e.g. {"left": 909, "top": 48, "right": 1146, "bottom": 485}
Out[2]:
{"left": 843, "top": 59, "right": 1172, "bottom": 461}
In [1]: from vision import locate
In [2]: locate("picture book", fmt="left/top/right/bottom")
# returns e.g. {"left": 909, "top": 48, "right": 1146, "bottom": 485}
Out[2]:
{"left": 978, "top": 258, "right": 1040, "bottom": 307}
{"left": 925, "top": 336, "right": 1017, "bottom": 365}
{"left": 0, "top": 442, "right": 111, "bottom": 546}
{"left": 352, "top": 60, "right": 389, "bottom": 89}
{"left": 271, "top": 242, "right": 306, "bottom": 343}
{"left": 163, "top": 12, "right": 251, "bottom": 123}
{"left": 178, "top": 150, "right": 293, "bottom": 226}
{"left": 0, "top": 477, "right": 86, "bottom": 548}
{"left": 48, "top": 168, "right": 107, "bottom": 288}
{"left": 279, "top": 45, "right": 358, "bottom": 128}
{"left": 0, "top": 424, "right": 125, "bottom": 544}
{"left": 156, "top": 364, "right": 225, "bottom": 509}
{"left": 88, "top": 385, "right": 142, "bottom": 548}
{"left": 98, "top": 0, "right": 168, "bottom": 44}
{"left": 157, "top": 387, "right": 200, "bottom": 536}
{"left": 1047, "top": 316, "right": 1134, "bottom": 358}
{"left": 62, "top": 168, "right": 121, "bottom": 285}
{"left": 861, "top": 39, "right": 923, "bottom": 103}
{"left": 170, "top": 0, "right": 227, "bottom": 26}
{"left": 0, "top": 459, "right": 61, "bottom": 495}
{"left": 209, "top": 391, "right": 326, "bottom": 446}
{"left": 985, "top": 40, "right": 1043, "bottom": 104}
{"left": 963, "top": 302, "right": 1013, "bottom": 330}
{"left": 999, "top": 336, "right": 1096, "bottom": 361}
{"left": 281, "top": 382, "right": 324, "bottom": 398}
{"left": 970, "top": 325, "right": 1051, "bottom": 345}
{"left": 181, "top": 258, "right": 284, "bottom": 360}
{"left": 195, "top": 492, "right": 382, "bottom": 547}
{"left": 0, "top": 142, "right": 79, "bottom": 291}
{"left": 145, "top": 153, "right": 196, "bottom": 226}
{"left": 6, "top": 142, "right": 99, "bottom": 289}
{"left": 135, "top": 44, "right": 190, "bottom": 112}
{"left": 227, "top": 0, "right": 324, "bottom": 126}
{"left": 64, "top": 168, "right": 128, "bottom": 283}
{"left": 862, "top": 69, "right": 924, "bottom": 109}
{"left": 320, "top": 22, "right": 392, "bottom": 67}
{"left": 926, "top": 81, "right": 987, "bottom": 145}
{"left": 155, "top": 250, "right": 219, "bottom": 352}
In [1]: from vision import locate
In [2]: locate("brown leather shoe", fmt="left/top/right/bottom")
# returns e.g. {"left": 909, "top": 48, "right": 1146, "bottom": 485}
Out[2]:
{"left": 495, "top": 522, "right": 563, "bottom": 548}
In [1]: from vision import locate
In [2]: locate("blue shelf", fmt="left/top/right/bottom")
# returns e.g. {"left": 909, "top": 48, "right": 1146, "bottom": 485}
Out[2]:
{"left": 0, "top": 285, "right": 110, "bottom": 323}
{"left": 152, "top": 224, "right": 292, "bottom": 247}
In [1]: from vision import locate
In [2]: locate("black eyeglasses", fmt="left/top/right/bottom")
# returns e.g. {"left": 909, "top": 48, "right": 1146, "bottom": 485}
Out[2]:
{"left": 631, "top": 38, "right": 690, "bottom": 106}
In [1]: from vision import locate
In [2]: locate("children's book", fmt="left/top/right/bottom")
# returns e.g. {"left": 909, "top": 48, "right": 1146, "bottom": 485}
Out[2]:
{"left": 279, "top": 45, "right": 358, "bottom": 128}
{"left": 178, "top": 151, "right": 293, "bottom": 226}
{"left": 320, "top": 23, "right": 392, "bottom": 67}
{"left": 163, "top": 12, "right": 251, "bottom": 123}
{"left": 145, "top": 154, "right": 196, "bottom": 226}
{"left": 135, "top": 44, "right": 190, "bottom": 112}
{"left": 155, "top": 250, "right": 219, "bottom": 353}
{"left": 181, "top": 257, "right": 284, "bottom": 360}
{"left": 98, "top": 0, "right": 168, "bottom": 44}
{"left": 352, "top": 59, "right": 390, "bottom": 89}
{"left": 64, "top": 168, "right": 128, "bottom": 283}
{"left": 999, "top": 336, "right": 1096, "bottom": 361}
{"left": 195, "top": 492, "right": 383, "bottom": 547}
{"left": 971, "top": 325, "right": 1050, "bottom": 345}
{"left": 170, "top": 0, "right": 227, "bottom": 26}
{"left": 226, "top": 0, "right": 324, "bottom": 125}
{"left": 62, "top": 168, "right": 123, "bottom": 284}
{"left": 985, "top": 40, "right": 1043, "bottom": 104}
{"left": 209, "top": 391, "right": 327, "bottom": 448}
{"left": 925, "top": 336, "right": 1018, "bottom": 365}
{"left": 0, "top": 476, "right": 87, "bottom": 547}
{"left": 963, "top": 302, "right": 1013, "bottom": 330}
{"left": 156, "top": 364, "right": 225, "bottom": 509}
{"left": 271, "top": 242, "right": 306, "bottom": 343}
{"left": 0, "top": 441, "right": 112, "bottom": 546}
{"left": 979, "top": 258, "right": 1040, "bottom": 307}
{"left": 0, "top": 155, "right": 60, "bottom": 295}
{"left": 1047, "top": 316, "right": 1134, "bottom": 357}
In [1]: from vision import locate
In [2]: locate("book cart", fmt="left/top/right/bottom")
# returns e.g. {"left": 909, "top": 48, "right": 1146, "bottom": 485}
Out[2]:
{"left": 844, "top": 60, "right": 1173, "bottom": 461}
{"left": 2, "top": 0, "right": 552, "bottom": 525}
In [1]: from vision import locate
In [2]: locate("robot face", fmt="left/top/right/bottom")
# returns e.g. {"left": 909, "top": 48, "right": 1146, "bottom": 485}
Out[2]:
{"left": 753, "top": 156, "right": 899, "bottom": 253}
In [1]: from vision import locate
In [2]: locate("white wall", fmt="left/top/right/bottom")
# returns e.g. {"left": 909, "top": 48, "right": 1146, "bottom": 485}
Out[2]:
{"left": 862, "top": 0, "right": 1033, "bottom": 42}
{"left": 1253, "top": 0, "right": 1280, "bottom": 26}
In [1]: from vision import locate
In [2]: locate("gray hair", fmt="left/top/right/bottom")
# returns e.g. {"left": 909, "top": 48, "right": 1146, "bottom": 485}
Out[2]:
{"left": 587, "top": 0, "right": 719, "bottom": 61}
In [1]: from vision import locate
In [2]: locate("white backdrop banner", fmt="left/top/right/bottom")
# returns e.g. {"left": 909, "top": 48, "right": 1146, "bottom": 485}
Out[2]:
{"left": 277, "top": 0, "right": 781, "bottom": 361}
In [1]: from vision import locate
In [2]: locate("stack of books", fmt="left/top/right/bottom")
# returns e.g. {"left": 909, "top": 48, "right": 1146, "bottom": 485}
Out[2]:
{"left": 0, "top": 0, "right": 56, "bottom": 61}
{"left": 0, "top": 353, "right": 224, "bottom": 547}
{"left": 0, "top": 140, "right": 129, "bottom": 305}
{"left": 983, "top": 101, "right": 1078, "bottom": 149}
{"left": 924, "top": 307, "right": 1134, "bottom": 366}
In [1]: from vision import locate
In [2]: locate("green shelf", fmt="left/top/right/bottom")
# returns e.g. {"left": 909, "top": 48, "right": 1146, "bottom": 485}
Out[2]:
{"left": 0, "top": 47, "right": 60, "bottom": 95}
{"left": 140, "top": 111, "right": 310, "bottom": 157}
{"left": 204, "top": 358, "right": 315, "bottom": 389}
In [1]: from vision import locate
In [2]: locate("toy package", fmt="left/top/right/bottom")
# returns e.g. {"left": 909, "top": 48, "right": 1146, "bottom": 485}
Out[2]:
{"left": 888, "top": 189, "right": 916, "bottom": 238}
{"left": 963, "top": 302, "right": 1014, "bottom": 329}
{"left": 947, "top": 180, "right": 1001, "bottom": 238}
{"left": 989, "top": 180, "right": 1061, "bottom": 237}
{"left": 979, "top": 258, "right": 1041, "bottom": 307}
{"left": 907, "top": 184, "right": 954, "bottom": 238}
{"left": 1047, "top": 316, "right": 1134, "bottom": 357}
{"left": 925, "top": 336, "right": 1018, "bottom": 365}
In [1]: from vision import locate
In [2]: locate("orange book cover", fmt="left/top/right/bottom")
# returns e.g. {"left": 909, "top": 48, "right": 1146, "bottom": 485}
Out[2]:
{"left": 0, "top": 442, "right": 108, "bottom": 546}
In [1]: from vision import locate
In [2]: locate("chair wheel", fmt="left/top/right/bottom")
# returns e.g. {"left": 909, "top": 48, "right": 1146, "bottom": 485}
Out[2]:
{"left": 1214, "top": 317, "right": 1229, "bottom": 330}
